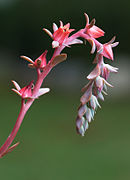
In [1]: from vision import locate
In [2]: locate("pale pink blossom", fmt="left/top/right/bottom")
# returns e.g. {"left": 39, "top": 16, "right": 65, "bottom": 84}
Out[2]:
{"left": 101, "top": 36, "right": 119, "bottom": 60}
{"left": 84, "top": 13, "right": 105, "bottom": 38}
{"left": 101, "top": 63, "right": 118, "bottom": 79}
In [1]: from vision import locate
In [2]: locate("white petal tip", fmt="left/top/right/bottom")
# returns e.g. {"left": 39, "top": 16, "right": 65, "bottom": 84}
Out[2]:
{"left": 12, "top": 80, "right": 21, "bottom": 91}
{"left": 53, "top": 23, "right": 58, "bottom": 32}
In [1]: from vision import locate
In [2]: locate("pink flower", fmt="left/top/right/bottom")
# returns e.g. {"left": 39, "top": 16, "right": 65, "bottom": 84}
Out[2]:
{"left": 33, "top": 50, "right": 47, "bottom": 68}
{"left": 95, "top": 76, "right": 113, "bottom": 91}
{"left": 84, "top": 13, "right": 105, "bottom": 39}
{"left": 43, "top": 21, "right": 83, "bottom": 48}
{"left": 52, "top": 21, "right": 75, "bottom": 48}
{"left": 12, "top": 80, "right": 34, "bottom": 99}
{"left": 12, "top": 80, "right": 50, "bottom": 99}
{"left": 21, "top": 50, "right": 47, "bottom": 69}
{"left": 101, "top": 36, "right": 119, "bottom": 60}
{"left": 101, "top": 63, "right": 118, "bottom": 79}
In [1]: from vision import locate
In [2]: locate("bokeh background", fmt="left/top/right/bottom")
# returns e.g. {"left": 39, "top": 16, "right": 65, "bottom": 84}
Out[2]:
{"left": 0, "top": 0, "right": 129, "bottom": 179}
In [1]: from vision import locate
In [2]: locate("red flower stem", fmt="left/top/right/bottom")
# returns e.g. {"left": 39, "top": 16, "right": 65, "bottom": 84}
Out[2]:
{"left": 0, "top": 31, "right": 86, "bottom": 157}
{"left": 0, "top": 47, "right": 64, "bottom": 158}
{"left": 0, "top": 99, "right": 28, "bottom": 157}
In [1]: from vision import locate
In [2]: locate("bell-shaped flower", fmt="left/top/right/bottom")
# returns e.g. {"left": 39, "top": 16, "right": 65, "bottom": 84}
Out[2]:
{"left": 21, "top": 50, "right": 47, "bottom": 69}
{"left": 95, "top": 76, "right": 113, "bottom": 93}
{"left": 80, "top": 81, "right": 94, "bottom": 105}
{"left": 76, "top": 116, "right": 89, "bottom": 136}
{"left": 85, "top": 107, "right": 94, "bottom": 123}
{"left": 89, "top": 95, "right": 101, "bottom": 110}
{"left": 78, "top": 104, "right": 87, "bottom": 119}
{"left": 101, "top": 36, "right": 119, "bottom": 60}
{"left": 84, "top": 13, "right": 105, "bottom": 39}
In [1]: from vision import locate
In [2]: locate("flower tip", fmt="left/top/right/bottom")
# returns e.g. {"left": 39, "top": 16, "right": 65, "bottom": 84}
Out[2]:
{"left": 12, "top": 88, "right": 21, "bottom": 96}
{"left": 12, "top": 80, "right": 21, "bottom": 91}
{"left": 84, "top": 13, "right": 89, "bottom": 25}
{"left": 20, "top": 55, "right": 34, "bottom": 64}
{"left": 53, "top": 23, "right": 58, "bottom": 32}
{"left": 59, "top": 20, "right": 63, "bottom": 27}
{"left": 88, "top": 18, "right": 96, "bottom": 29}
{"left": 111, "top": 41, "right": 119, "bottom": 48}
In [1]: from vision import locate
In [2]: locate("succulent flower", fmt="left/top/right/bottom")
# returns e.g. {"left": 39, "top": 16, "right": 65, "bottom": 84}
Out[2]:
{"left": 101, "top": 63, "right": 118, "bottom": 80}
{"left": 101, "top": 36, "right": 119, "bottom": 60}
{"left": 12, "top": 80, "right": 34, "bottom": 99}
{"left": 43, "top": 21, "right": 83, "bottom": 48}
{"left": 84, "top": 13, "right": 105, "bottom": 39}
{"left": 12, "top": 80, "right": 50, "bottom": 99}
{"left": 21, "top": 50, "right": 47, "bottom": 69}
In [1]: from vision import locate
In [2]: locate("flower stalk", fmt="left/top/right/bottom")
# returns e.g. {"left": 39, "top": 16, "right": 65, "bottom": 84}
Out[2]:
{"left": 0, "top": 13, "right": 119, "bottom": 157}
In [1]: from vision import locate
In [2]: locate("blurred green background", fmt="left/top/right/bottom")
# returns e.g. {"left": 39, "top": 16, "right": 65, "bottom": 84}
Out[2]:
{"left": 0, "top": 0, "right": 130, "bottom": 179}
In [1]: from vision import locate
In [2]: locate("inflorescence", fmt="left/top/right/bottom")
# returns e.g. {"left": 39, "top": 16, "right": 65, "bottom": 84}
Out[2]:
{"left": 0, "top": 13, "right": 119, "bottom": 158}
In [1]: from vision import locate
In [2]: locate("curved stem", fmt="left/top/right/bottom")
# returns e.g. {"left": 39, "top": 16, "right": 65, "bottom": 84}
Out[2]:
{"left": 0, "top": 99, "right": 31, "bottom": 157}
{"left": 0, "top": 61, "right": 54, "bottom": 158}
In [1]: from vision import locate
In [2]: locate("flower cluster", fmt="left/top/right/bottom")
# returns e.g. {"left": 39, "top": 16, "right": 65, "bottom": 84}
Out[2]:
{"left": 0, "top": 13, "right": 118, "bottom": 158}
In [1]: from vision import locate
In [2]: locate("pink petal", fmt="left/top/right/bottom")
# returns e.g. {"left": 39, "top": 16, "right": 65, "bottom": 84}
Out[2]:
{"left": 87, "top": 64, "right": 101, "bottom": 80}
{"left": 87, "top": 39, "right": 96, "bottom": 54}
{"left": 87, "top": 25, "right": 105, "bottom": 38}
{"left": 105, "top": 64, "right": 118, "bottom": 73}
{"left": 103, "top": 44, "right": 113, "bottom": 60}
{"left": 80, "top": 83, "right": 93, "bottom": 105}
{"left": 53, "top": 23, "right": 58, "bottom": 32}
{"left": 95, "top": 76, "right": 104, "bottom": 91}
{"left": 78, "top": 104, "right": 87, "bottom": 118}
{"left": 68, "top": 39, "right": 83, "bottom": 45}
